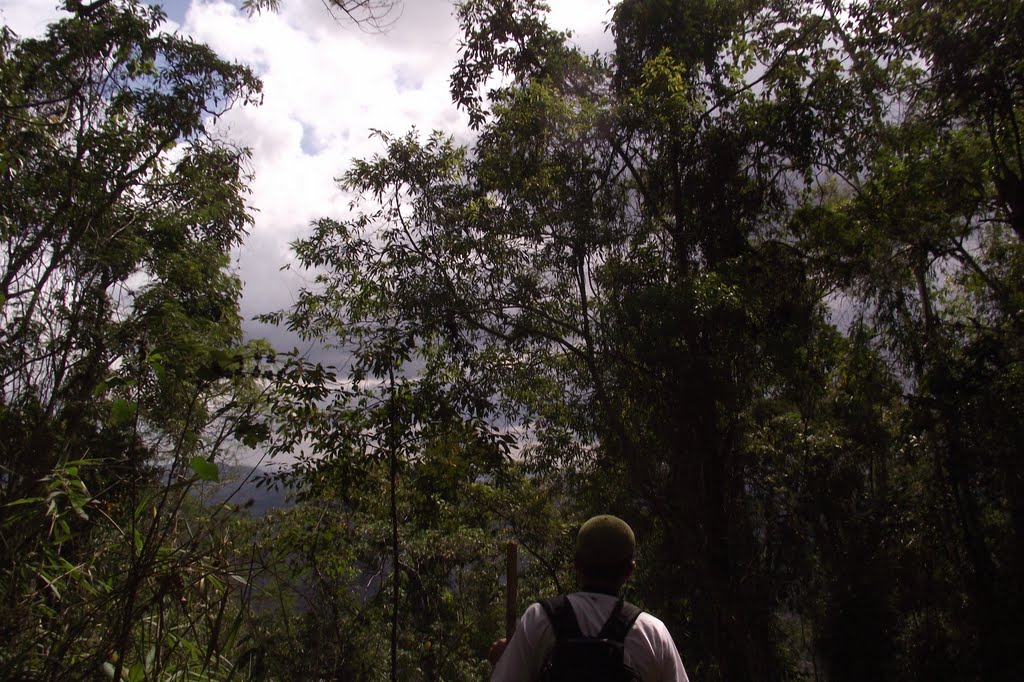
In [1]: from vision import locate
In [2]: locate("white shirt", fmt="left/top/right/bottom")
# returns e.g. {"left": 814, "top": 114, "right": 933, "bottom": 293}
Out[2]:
{"left": 492, "top": 592, "right": 690, "bottom": 682}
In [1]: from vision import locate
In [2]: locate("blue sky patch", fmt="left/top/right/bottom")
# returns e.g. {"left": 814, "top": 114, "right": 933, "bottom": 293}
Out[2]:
{"left": 394, "top": 63, "right": 424, "bottom": 92}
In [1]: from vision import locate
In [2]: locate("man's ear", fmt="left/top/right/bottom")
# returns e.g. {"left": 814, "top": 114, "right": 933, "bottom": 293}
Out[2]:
{"left": 624, "top": 559, "right": 636, "bottom": 582}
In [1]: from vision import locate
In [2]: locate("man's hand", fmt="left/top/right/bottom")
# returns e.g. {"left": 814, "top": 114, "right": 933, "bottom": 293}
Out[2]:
{"left": 488, "top": 638, "right": 508, "bottom": 666}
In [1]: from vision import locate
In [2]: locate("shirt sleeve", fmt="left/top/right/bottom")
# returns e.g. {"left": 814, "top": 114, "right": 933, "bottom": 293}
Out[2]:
{"left": 629, "top": 613, "right": 690, "bottom": 682}
{"left": 653, "top": 619, "right": 689, "bottom": 682}
{"left": 491, "top": 603, "right": 553, "bottom": 682}
{"left": 660, "top": 639, "right": 689, "bottom": 682}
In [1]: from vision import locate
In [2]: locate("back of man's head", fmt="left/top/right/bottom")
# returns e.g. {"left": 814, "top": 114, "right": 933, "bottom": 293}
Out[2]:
{"left": 575, "top": 514, "right": 635, "bottom": 588}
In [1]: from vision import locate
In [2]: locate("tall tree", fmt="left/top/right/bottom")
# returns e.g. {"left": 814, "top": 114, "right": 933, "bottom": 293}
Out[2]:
{"left": 277, "top": 0, "right": 872, "bottom": 678}
{"left": 0, "top": 3, "right": 267, "bottom": 679}
{"left": 271, "top": 0, "right": 1024, "bottom": 680}
{"left": 794, "top": 2, "right": 1024, "bottom": 678}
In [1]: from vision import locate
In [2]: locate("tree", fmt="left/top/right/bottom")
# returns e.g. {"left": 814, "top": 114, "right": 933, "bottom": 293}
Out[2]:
{"left": 793, "top": 2, "right": 1024, "bottom": 677}
{"left": 263, "top": 0, "right": 1024, "bottom": 679}
{"left": 0, "top": 3, "right": 268, "bottom": 679}
{"left": 253, "top": 120, "right": 592, "bottom": 679}
{"left": 246, "top": 402, "right": 569, "bottom": 681}
{"left": 273, "top": 0, "right": 871, "bottom": 677}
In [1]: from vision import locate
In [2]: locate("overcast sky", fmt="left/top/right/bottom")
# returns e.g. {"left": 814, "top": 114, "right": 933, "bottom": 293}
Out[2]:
{"left": 2, "top": 0, "right": 614, "bottom": 360}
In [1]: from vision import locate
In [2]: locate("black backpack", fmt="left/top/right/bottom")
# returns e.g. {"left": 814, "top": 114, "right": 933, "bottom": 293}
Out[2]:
{"left": 538, "top": 595, "right": 643, "bottom": 682}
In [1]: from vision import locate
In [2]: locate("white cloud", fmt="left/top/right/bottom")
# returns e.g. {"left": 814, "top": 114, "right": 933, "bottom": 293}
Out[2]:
{"left": 547, "top": 0, "right": 615, "bottom": 53}
{"left": 1, "top": 0, "right": 69, "bottom": 36}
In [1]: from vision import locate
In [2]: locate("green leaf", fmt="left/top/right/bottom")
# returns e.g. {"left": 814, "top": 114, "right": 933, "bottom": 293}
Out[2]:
{"left": 189, "top": 457, "right": 219, "bottom": 482}
{"left": 4, "top": 496, "right": 44, "bottom": 507}
{"left": 235, "top": 420, "right": 271, "bottom": 448}
{"left": 110, "top": 398, "right": 137, "bottom": 426}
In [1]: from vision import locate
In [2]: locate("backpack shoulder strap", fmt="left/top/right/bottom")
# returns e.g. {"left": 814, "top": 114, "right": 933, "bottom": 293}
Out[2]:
{"left": 539, "top": 595, "right": 583, "bottom": 640}
{"left": 596, "top": 599, "right": 642, "bottom": 643}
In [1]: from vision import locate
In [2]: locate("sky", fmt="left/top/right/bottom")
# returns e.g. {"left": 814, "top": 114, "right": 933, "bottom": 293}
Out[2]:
{"left": 1, "top": 0, "right": 615, "bottom": 358}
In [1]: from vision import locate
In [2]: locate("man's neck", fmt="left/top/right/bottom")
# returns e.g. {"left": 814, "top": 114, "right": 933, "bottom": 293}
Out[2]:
{"left": 577, "top": 584, "right": 621, "bottom": 597}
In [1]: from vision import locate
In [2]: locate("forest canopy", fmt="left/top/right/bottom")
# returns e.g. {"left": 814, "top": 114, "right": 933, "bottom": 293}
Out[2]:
{"left": 1, "top": 0, "right": 1022, "bottom": 681}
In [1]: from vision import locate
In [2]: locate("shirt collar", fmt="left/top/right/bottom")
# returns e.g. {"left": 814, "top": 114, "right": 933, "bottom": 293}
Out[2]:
{"left": 577, "top": 586, "right": 621, "bottom": 597}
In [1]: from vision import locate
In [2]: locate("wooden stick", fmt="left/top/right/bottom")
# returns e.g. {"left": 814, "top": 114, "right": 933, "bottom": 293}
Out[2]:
{"left": 505, "top": 542, "right": 518, "bottom": 640}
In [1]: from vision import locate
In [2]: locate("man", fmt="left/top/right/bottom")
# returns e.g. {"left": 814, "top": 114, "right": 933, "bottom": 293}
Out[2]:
{"left": 490, "top": 515, "right": 690, "bottom": 681}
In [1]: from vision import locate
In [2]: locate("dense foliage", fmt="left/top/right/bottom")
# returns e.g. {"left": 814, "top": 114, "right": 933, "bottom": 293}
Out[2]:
{"left": 272, "top": 0, "right": 1024, "bottom": 680}
{"left": 0, "top": 2, "right": 268, "bottom": 679}
{"left": 2, "top": 0, "right": 1022, "bottom": 681}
